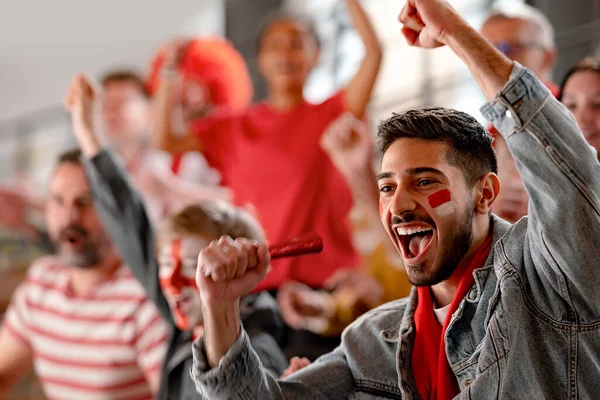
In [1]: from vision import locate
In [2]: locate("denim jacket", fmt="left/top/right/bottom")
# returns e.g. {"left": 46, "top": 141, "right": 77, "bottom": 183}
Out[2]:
{"left": 190, "top": 63, "right": 600, "bottom": 399}
{"left": 83, "top": 151, "right": 288, "bottom": 400}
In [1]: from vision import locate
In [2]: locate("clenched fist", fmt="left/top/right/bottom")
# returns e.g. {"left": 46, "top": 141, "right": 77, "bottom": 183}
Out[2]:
{"left": 320, "top": 113, "right": 373, "bottom": 182}
{"left": 196, "top": 236, "right": 270, "bottom": 308}
{"left": 398, "top": 0, "right": 464, "bottom": 48}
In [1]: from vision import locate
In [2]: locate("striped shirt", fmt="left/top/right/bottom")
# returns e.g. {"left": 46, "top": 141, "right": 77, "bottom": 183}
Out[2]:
{"left": 3, "top": 256, "right": 169, "bottom": 400}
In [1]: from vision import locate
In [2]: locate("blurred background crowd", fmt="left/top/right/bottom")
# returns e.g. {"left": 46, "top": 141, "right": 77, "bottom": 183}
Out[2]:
{"left": 0, "top": 0, "right": 597, "bottom": 398}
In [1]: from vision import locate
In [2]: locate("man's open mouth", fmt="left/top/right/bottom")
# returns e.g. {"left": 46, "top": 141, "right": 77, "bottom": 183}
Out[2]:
{"left": 396, "top": 225, "right": 434, "bottom": 262}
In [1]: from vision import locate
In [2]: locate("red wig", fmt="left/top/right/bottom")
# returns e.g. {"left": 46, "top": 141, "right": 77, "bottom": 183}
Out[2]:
{"left": 147, "top": 38, "right": 253, "bottom": 111}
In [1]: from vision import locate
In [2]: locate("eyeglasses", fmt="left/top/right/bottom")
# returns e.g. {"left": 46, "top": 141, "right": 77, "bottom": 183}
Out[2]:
{"left": 494, "top": 41, "right": 546, "bottom": 56}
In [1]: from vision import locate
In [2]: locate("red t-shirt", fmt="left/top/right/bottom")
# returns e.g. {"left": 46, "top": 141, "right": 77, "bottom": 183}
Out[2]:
{"left": 190, "top": 92, "right": 358, "bottom": 290}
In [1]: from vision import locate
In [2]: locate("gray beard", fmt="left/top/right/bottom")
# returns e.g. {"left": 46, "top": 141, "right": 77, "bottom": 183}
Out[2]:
{"left": 59, "top": 247, "right": 101, "bottom": 269}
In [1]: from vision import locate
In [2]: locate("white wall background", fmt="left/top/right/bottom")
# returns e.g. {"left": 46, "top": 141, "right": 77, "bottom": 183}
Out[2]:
{"left": 0, "top": 0, "right": 224, "bottom": 123}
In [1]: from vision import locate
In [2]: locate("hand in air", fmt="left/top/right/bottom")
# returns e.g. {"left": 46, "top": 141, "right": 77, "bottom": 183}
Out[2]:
{"left": 162, "top": 38, "right": 191, "bottom": 68}
{"left": 196, "top": 236, "right": 270, "bottom": 307}
{"left": 63, "top": 74, "right": 101, "bottom": 137}
{"left": 398, "top": 0, "right": 462, "bottom": 48}
{"left": 320, "top": 112, "right": 373, "bottom": 180}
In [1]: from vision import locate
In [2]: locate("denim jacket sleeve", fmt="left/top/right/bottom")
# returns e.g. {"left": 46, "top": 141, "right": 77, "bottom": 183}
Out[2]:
{"left": 191, "top": 328, "right": 355, "bottom": 399}
{"left": 481, "top": 63, "right": 600, "bottom": 318}
{"left": 83, "top": 149, "right": 173, "bottom": 324}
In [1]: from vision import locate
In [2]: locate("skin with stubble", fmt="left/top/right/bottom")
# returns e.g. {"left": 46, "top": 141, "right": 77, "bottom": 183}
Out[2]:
{"left": 377, "top": 139, "right": 480, "bottom": 288}
{"left": 46, "top": 162, "right": 114, "bottom": 269}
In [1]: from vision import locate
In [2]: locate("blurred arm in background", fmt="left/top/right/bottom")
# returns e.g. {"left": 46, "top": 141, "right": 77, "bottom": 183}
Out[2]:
{"left": 342, "top": 0, "right": 384, "bottom": 118}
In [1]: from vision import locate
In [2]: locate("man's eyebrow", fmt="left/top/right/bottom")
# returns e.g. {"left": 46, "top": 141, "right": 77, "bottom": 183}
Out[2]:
{"left": 406, "top": 167, "right": 445, "bottom": 176}
{"left": 376, "top": 171, "right": 394, "bottom": 180}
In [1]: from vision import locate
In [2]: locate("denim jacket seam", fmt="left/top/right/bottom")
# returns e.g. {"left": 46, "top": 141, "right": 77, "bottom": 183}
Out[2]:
{"left": 354, "top": 378, "right": 403, "bottom": 395}
{"left": 235, "top": 367, "right": 261, "bottom": 400}
{"left": 511, "top": 267, "right": 584, "bottom": 330}
{"left": 542, "top": 138, "right": 600, "bottom": 217}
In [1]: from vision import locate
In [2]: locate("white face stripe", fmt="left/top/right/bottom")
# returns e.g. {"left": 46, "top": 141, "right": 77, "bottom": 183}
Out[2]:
{"left": 433, "top": 201, "right": 457, "bottom": 217}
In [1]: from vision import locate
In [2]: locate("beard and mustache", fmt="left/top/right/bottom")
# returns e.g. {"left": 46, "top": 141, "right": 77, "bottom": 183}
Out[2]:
{"left": 394, "top": 200, "right": 474, "bottom": 287}
{"left": 55, "top": 225, "right": 106, "bottom": 269}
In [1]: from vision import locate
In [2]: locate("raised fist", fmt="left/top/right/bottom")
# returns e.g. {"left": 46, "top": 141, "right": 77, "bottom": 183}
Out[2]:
{"left": 398, "top": 0, "right": 463, "bottom": 48}
{"left": 320, "top": 112, "right": 373, "bottom": 181}
{"left": 196, "top": 236, "right": 270, "bottom": 308}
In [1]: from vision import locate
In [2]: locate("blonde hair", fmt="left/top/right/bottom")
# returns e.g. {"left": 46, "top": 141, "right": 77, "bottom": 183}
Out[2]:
{"left": 158, "top": 201, "right": 265, "bottom": 247}
{"left": 484, "top": 3, "right": 555, "bottom": 49}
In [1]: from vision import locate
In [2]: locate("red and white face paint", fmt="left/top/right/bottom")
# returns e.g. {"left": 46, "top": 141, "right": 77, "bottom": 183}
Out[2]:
{"left": 427, "top": 189, "right": 456, "bottom": 217}
{"left": 158, "top": 237, "right": 209, "bottom": 331}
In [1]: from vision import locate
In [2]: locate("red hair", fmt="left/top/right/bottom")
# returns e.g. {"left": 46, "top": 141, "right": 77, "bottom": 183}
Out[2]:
{"left": 147, "top": 38, "right": 253, "bottom": 111}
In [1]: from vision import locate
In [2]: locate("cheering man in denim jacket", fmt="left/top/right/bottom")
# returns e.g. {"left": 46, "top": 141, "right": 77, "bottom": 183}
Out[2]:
{"left": 189, "top": 0, "right": 600, "bottom": 398}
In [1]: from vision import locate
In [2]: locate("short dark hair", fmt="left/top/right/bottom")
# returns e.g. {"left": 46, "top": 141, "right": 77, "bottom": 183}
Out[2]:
{"left": 100, "top": 69, "right": 149, "bottom": 99}
{"left": 256, "top": 10, "right": 321, "bottom": 53}
{"left": 558, "top": 56, "right": 600, "bottom": 102}
{"left": 377, "top": 107, "right": 497, "bottom": 187}
{"left": 57, "top": 148, "right": 82, "bottom": 166}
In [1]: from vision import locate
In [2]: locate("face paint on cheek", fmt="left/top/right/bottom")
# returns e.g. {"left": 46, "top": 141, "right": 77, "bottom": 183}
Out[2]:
{"left": 427, "top": 189, "right": 456, "bottom": 217}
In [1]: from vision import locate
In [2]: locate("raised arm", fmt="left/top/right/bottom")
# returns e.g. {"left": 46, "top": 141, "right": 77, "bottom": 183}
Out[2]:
{"left": 151, "top": 40, "right": 203, "bottom": 154}
{"left": 342, "top": 0, "right": 383, "bottom": 118}
{"left": 191, "top": 237, "right": 354, "bottom": 399}
{"left": 400, "top": 0, "right": 600, "bottom": 312}
{"left": 64, "top": 75, "right": 172, "bottom": 322}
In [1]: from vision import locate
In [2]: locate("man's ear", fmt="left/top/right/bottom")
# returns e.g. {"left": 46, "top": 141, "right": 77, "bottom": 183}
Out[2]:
{"left": 474, "top": 172, "right": 501, "bottom": 215}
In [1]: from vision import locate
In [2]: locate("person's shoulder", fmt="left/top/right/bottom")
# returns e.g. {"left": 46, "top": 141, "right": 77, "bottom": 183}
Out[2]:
{"left": 27, "top": 255, "right": 68, "bottom": 280}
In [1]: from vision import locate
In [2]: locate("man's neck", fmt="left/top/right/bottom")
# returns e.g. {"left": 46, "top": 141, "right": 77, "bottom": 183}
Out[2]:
{"left": 431, "top": 222, "right": 492, "bottom": 308}
{"left": 267, "top": 87, "right": 305, "bottom": 111}
{"left": 69, "top": 253, "right": 121, "bottom": 296}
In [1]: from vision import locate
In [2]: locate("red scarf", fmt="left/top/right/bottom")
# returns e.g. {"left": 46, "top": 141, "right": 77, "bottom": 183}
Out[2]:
{"left": 411, "top": 234, "right": 493, "bottom": 400}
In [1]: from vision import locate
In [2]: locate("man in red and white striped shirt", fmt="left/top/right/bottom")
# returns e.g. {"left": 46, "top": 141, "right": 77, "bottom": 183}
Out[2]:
{"left": 0, "top": 149, "right": 168, "bottom": 400}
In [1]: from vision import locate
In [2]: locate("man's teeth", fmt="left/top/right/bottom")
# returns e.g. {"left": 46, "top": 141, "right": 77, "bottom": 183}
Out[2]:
{"left": 396, "top": 226, "right": 433, "bottom": 236}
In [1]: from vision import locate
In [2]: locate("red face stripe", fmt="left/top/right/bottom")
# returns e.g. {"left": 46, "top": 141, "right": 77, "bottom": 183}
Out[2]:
{"left": 428, "top": 189, "right": 452, "bottom": 209}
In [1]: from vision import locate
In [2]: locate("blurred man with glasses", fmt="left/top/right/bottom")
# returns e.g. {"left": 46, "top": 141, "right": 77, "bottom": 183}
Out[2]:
{"left": 481, "top": 4, "right": 558, "bottom": 223}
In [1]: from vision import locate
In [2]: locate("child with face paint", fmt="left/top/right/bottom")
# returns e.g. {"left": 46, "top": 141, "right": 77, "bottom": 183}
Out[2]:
{"left": 65, "top": 74, "right": 288, "bottom": 400}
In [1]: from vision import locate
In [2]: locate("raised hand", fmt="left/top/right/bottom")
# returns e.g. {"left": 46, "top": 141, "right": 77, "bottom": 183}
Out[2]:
{"left": 63, "top": 74, "right": 106, "bottom": 157}
{"left": 398, "top": 0, "right": 463, "bottom": 48}
{"left": 320, "top": 112, "right": 373, "bottom": 181}
{"left": 162, "top": 38, "right": 192, "bottom": 69}
{"left": 196, "top": 236, "right": 270, "bottom": 308}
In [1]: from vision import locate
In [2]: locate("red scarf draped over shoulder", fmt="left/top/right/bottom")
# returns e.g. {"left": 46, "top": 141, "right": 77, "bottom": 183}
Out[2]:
{"left": 411, "top": 234, "right": 493, "bottom": 400}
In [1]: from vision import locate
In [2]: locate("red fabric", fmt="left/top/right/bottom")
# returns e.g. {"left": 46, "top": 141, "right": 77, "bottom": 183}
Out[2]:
{"left": 147, "top": 38, "right": 253, "bottom": 111}
{"left": 170, "top": 154, "right": 183, "bottom": 174}
{"left": 412, "top": 234, "right": 493, "bottom": 400}
{"left": 189, "top": 92, "right": 358, "bottom": 291}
